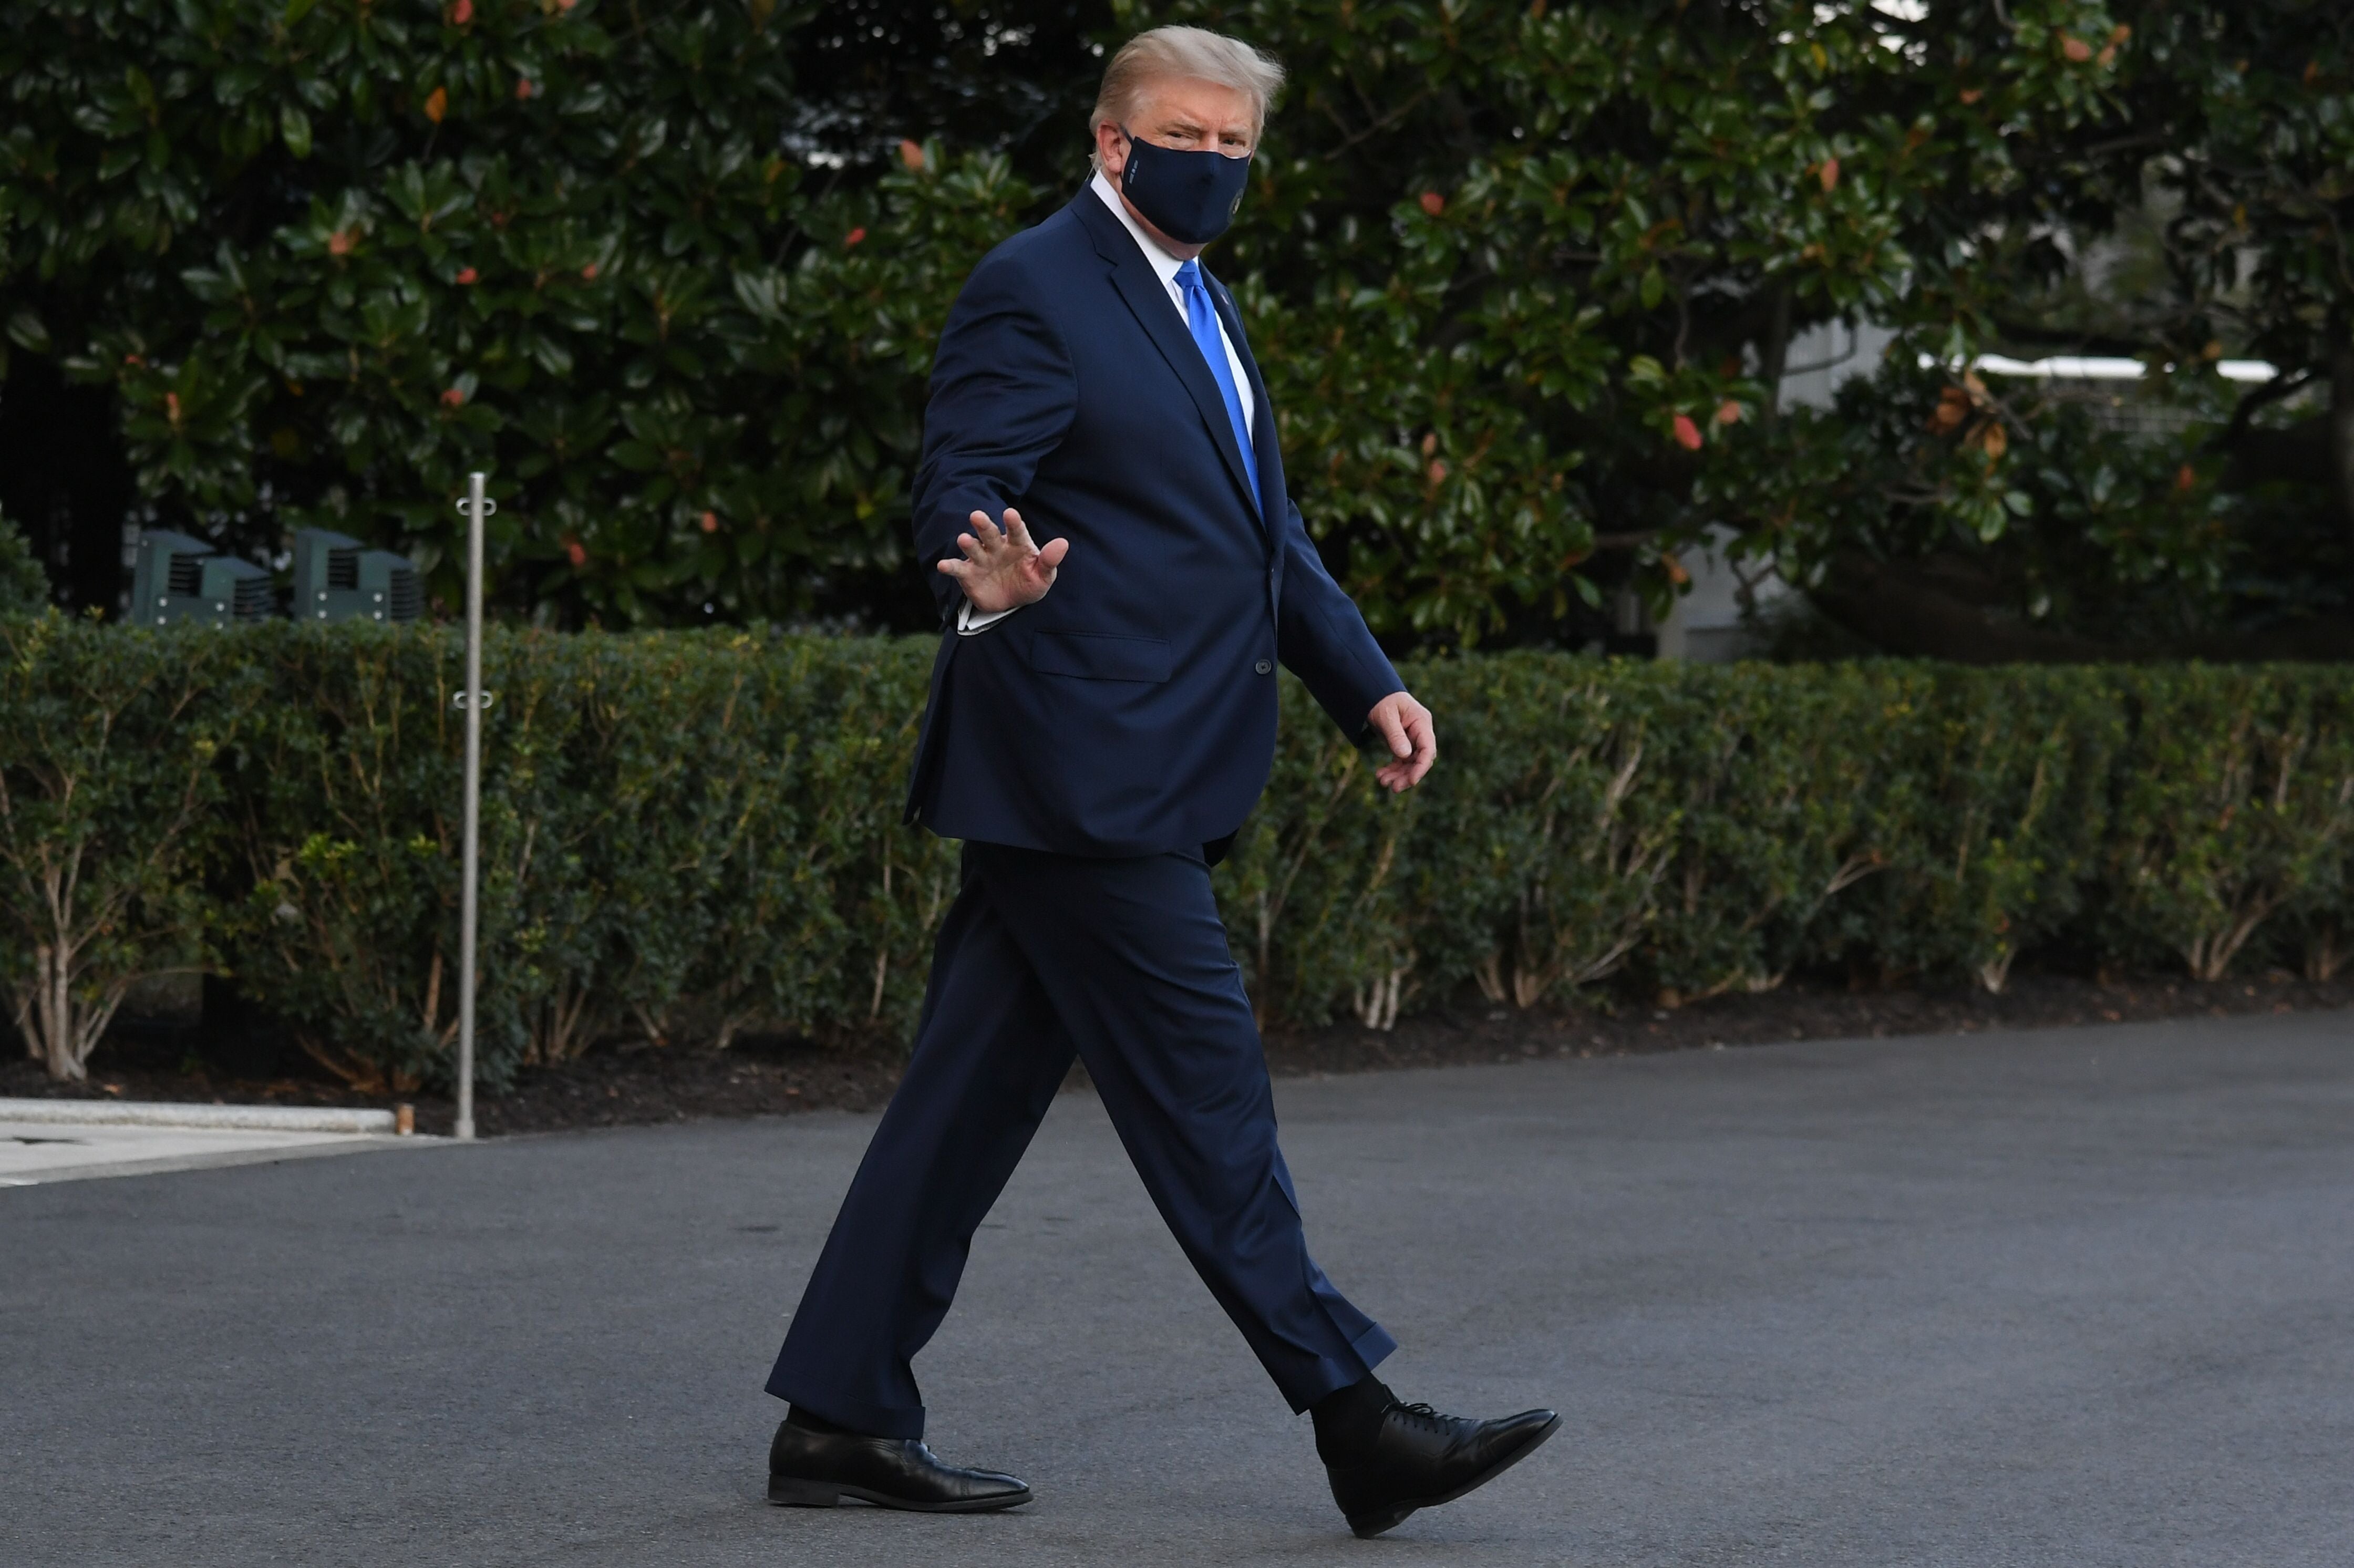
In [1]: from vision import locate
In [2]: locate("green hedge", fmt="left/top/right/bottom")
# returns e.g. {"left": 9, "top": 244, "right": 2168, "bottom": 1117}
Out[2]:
{"left": 5, "top": 617, "right": 2350, "bottom": 1086}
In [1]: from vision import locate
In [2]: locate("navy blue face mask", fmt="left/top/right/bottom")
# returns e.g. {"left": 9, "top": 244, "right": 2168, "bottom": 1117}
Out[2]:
{"left": 1117, "top": 126, "right": 1252, "bottom": 246}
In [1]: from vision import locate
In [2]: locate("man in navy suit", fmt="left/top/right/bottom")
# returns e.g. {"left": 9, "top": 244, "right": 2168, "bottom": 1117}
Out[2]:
{"left": 763, "top": 25, "right": 1556, "bottom": 1539}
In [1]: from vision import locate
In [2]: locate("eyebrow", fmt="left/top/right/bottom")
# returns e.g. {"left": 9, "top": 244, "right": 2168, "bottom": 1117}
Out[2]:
{"left": 1152, "top": 114, "right": 1252, "bottom": 142}
{"left": 1158, "top": 118, "right": 1252, "bottom": 139}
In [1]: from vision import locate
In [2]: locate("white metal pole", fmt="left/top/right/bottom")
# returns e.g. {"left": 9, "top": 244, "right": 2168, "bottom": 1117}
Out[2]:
{"left": 456, "top": 471, "right": 487, "bottom": 1141}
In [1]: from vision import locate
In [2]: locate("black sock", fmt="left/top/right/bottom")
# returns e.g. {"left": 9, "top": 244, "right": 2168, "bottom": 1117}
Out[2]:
{"left": 785, "top": 1404, "right": 851, "bottom": 1436}
{"left": 1310, "top": 1377, "right": 1396, "bottom": 1462}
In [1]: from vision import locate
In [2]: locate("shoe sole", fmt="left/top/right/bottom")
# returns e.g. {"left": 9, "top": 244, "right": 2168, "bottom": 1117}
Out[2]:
{"left": 768, "top": 1476, "right": 1033, "bottom": 1513}
{"left": 1345, "top": 1412, "right": 1563, "bottom": 1539}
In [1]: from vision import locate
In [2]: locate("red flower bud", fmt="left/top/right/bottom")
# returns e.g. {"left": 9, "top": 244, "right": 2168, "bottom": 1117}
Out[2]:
{"left": 564, "top": 539, "right": 586, "bottom": 567}
{"left": 580, "top": 262, "right": 598, "bottom": 280}
{"left": 328, "top": 229, "right": 354, "bottom": 256}
{"left": 440, "top": 387, "right": 465, "bottom": 407}
{"left": 455, "top": 267, "right": 479, "bottom": 285}
{"left": 1671, "top": 413, "right": 1703, "bottom": 451}
{"left": 451, "top": 0, "right": 472, "bottom": 24}
{"left": 699, "top": 511, "right": 719, "bottom": 533}
{"left": 845, "top": 227, "right": 867, "bottom": 247}
{"left": 1419, "top": 191, "right": 1444, "bottom": 216}
{"left": 898, "top": 140, "right": 925, "bottom": 170}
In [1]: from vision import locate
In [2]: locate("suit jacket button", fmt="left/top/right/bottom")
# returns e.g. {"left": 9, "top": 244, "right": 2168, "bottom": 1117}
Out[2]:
{"left": 1254, "top": 659, "right": 1273, "bottom": 675}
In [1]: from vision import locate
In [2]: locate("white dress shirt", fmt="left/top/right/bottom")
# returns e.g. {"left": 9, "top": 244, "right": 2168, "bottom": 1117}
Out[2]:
{"left": 958, "top": 170, "right": 1256, "bottom": 635}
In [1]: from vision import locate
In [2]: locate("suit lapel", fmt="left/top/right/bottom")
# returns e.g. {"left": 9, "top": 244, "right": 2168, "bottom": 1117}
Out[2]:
{"left": 1075, "top": 193, "right": 1266, "bottom": 530}
{"left": 1205, "top": 272, "right": 1286, "bottom": 530}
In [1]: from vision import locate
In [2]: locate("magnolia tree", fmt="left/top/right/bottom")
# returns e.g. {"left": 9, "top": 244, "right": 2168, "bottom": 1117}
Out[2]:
{"left": 1713, "top": 1, "right": 2354, "bottom": 659}
{"left": 1179, "top": 0, "right": 2352, "bottom": 655}
{"left": 2, "top": 0, "right": 1002, "bottom": 628}
{"left": 1, "top": 0, "right": 2349, "bottom": 656}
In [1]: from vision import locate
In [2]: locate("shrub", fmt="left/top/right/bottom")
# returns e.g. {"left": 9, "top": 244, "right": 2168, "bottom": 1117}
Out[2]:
{"left": 2100, "top": 667, "right": 2354, "bottom": 983}
{"left": 1224, "top": 657, "right": 2350, "bottom": 1020}
{"left": 0, "top": 508, "right": 45, "bottom": 614}
{"left": 216, "top": 623, "right": 952, "bottom": 1091}
{"left": 3, "top": 620, "right": 2349, "bottom": 1083}
{"left": 0, "top": 615, "right": 261, "bottom": 1079}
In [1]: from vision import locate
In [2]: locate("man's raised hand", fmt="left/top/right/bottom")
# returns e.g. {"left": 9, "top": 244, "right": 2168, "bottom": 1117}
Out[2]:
{"left": 938, "top": 507, "right": 1069, "bottom": 613}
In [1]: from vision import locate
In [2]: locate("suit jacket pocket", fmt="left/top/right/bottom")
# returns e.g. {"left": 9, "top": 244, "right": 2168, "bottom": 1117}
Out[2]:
{"left": 1027, "top": 630, "right": 1173, "bottom": 684}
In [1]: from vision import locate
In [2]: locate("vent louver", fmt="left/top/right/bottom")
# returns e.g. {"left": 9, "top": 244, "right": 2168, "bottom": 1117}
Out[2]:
{"left": 232, "top": 573, "right": 275, "bottom": 620}
{"left": 386, "top": 565, "right": 422, "bottom": 622}
{"left": 130, "top": 531, "right": 234, "bottom": 626}
{"left": 292, "top": 528, "right": 424, "bottom": 624}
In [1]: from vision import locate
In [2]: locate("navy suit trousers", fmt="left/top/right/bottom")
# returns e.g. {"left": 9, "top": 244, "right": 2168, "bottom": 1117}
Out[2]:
{"left": 765, "top": 841, "right": 1395, "bottom": 1439}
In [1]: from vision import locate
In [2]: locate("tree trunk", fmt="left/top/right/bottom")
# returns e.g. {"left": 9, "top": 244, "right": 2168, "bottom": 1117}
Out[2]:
{"left": 30, "top": 941, "right": 86, "bottom": 1081}
{"left": 2332, "top": 348, "right": 2354, "bottom": 541}
{"left": 1758, "top": 282, "right": 1793, "bottom": 427}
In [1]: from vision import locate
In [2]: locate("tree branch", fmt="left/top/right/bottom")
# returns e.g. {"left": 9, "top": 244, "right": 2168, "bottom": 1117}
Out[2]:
{"left": 1319, "top": 88, "right": 1436, "bottom": 164}
{"left": 2214, "top": 366, "right": 2317, "bottom": 452}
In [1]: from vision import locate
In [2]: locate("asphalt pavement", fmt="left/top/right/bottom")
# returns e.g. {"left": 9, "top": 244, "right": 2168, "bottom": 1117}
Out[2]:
{"left": 4, "top": 1010, "right": 2350, "bottom": 1567}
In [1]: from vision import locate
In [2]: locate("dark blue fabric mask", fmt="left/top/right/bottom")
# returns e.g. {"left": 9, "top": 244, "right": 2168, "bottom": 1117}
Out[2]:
{"left": 1118, "top": 127, "right": 1252, "bottom": 246}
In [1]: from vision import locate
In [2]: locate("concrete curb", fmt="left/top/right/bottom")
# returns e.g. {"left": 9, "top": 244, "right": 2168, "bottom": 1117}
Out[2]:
{"left": 0, "top": 1133, "right": 438, "bottom": 1188}
{"left": 0, "top": 1098, "right": 396, "bottom": 1134}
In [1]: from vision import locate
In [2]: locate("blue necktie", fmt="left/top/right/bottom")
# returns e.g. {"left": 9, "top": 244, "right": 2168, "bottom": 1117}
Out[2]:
{"left": 1174, "top": 260, "right": 1259, "bottom": 507}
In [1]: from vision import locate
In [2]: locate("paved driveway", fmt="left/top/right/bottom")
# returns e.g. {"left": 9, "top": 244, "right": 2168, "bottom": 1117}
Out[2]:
{"left": 5, "top": 1011, "right": 2350, "bottom": 1566}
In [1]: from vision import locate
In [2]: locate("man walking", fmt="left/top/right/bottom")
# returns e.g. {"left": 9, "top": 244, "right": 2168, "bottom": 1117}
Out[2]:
{"left": 762, "top": 25, "right": 1556, "bottom": 1539}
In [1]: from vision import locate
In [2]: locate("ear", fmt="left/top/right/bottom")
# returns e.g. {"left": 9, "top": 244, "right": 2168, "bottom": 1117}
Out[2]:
{"left": 1095, "top": 120, "right": 1130, "bottom": 179}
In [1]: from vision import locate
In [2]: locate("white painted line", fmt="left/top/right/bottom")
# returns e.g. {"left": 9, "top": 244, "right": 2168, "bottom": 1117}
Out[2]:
{"left": 0, "top": 1098, "right": 396, "bottom": 1133}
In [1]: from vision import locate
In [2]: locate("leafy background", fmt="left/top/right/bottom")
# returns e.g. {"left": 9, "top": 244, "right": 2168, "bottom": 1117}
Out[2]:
{"left": 1, "top": 0, "right": 2350, "bottom": 657}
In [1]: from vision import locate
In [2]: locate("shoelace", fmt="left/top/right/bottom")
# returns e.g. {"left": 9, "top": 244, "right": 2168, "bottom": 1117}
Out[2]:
{"left": 1390, "top": 1401, "right": 1463, "bottom": 1437}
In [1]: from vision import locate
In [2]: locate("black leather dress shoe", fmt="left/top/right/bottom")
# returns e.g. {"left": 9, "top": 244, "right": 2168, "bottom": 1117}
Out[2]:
{"left": 1323, "top": 1400, "right": 1560, "bottom": 1538}
{"left": 767, "top": 1419, "right": 1032, "bottom": 1512}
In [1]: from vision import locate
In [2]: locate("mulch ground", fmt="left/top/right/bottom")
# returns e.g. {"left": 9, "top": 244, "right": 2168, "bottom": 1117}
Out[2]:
{"left": 6, "top": 968, "right": 2349, "bottom": 1139}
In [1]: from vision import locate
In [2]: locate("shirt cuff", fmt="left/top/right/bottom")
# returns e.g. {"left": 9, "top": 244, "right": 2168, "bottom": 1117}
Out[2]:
{"left": 957, "top": 600, "right": 1020, "bottom": 636}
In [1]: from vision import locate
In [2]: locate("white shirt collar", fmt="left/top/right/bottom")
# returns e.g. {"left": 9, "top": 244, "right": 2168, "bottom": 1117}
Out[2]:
{"left": 1090, "top": 168, "right": 1191, "bottom": 291}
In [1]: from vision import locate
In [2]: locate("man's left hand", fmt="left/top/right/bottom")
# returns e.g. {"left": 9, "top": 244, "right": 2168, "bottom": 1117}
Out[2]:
{"left": 1367, "top": 692, "right": 1436, "bottom": 793}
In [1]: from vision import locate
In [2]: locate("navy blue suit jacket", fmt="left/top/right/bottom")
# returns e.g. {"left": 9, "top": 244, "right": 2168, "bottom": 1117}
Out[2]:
{"left": 903, "top": 190, "right": 1403, "bottom": 858}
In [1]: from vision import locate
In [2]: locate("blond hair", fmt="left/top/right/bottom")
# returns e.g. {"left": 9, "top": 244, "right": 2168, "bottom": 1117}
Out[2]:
{"left": 1089, "top": 25, "right": 1285, "bottom": 149}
